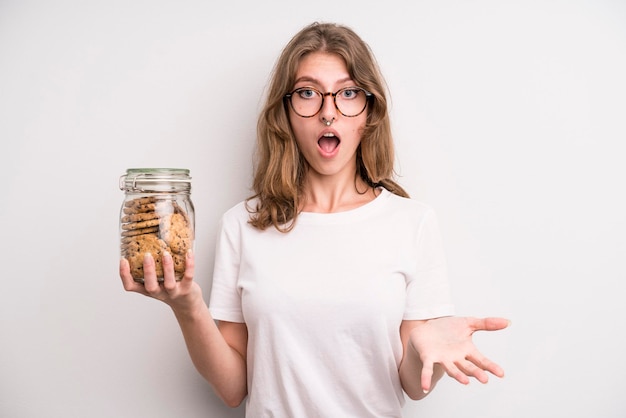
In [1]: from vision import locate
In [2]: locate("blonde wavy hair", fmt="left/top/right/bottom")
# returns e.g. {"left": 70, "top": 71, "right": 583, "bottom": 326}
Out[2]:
{"left": 248, "top": 22, "right": 409, "bottom": 232}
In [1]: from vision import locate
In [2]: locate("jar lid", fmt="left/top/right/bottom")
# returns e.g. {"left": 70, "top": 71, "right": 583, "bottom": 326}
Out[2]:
{"left": 119, "top": 168, "right": 192, "bottom": 193}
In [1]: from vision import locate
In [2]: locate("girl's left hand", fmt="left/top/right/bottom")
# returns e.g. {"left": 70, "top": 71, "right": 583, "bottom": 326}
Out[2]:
{"left": 410, "top": 316, "right": 509, "bottom": 392}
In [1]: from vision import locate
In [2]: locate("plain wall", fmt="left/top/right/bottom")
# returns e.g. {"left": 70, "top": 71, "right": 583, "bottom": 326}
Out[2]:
{"left": 1, "top": 0, "right": 624, "bottom": 417}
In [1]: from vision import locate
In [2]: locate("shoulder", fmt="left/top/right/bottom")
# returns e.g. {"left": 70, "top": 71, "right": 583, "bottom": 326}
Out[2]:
{"left": 218, "top": 198, "right": 261, "bottom": 233}
{"left": 382, "top": 189, "right": 436, "bottom": 219}
{"left": 377, "top": 191, "right": 443, "bottom": 240}
{"left": 221, "top": 199, "right": 252, "bottom": 220}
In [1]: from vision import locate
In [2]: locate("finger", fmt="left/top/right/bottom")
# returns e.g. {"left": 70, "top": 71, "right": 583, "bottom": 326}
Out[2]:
{"left": 444, "top": 362, "right": 470, "bottom": 385}
{"left": 181, "top": 249, "right": 195, "bottom": 283}
{"left": 161, "top": 250, "right": 177, "bottom": 292}
{"left": 467, "top": 352, "right": 505, "bottom": 378}
{"left": 469, "top": 317, "right": 511, "bottom": 332}
{"left": 142, "top": 252, "right": 161, "bottom": 294}
{"left": 420, "top": 361, "right": 434, "bottom": 394}
{"left": 457, "top": 359, "right": 489, "bottom": 384}
{"left": 119, "top": 258, "right": 147, "bottom": 294}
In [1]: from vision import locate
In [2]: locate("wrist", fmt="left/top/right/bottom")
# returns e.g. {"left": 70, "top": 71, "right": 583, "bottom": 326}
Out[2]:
{"left": 170, "top": 289, "right": 207, "bottom": 320}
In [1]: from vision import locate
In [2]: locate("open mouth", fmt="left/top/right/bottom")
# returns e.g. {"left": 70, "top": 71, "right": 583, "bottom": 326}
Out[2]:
{"left": 318, "top": 132, "right": 340, "bottom": 153}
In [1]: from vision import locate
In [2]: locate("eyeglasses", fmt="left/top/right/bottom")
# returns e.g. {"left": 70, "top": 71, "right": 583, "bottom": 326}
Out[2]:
{"left": 284, "top": 86, "right": 372, "bottom": 118}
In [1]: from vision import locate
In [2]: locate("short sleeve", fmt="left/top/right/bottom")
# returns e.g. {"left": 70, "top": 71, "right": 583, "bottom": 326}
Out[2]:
{"left": 208, "top": 210, "right": 245, "bottom": 323}
{"left": 403, "top": 208, "right": 455, "bottom": 320}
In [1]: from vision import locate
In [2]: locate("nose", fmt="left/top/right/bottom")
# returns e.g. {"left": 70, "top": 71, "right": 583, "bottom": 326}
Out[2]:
{"left": 319, "top": 92, "right": 338, "bottom": 124}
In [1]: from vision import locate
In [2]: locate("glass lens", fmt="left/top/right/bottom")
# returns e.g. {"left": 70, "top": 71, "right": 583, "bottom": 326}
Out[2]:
{"left": 335, "top": 88, "right": 367, "bottom": 117}
{"left": 290, "top": 88, "right": 322, "bottom": 117}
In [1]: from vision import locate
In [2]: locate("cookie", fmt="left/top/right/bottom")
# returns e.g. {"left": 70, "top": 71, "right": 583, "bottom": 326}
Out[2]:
{"left": 172, "top": 253, "right": 186, "bottom": 275}
{"left": 123, "top": 203, "right": 157, "bottom": 215}
{"left": 169, "top": 236, "right": 192, "bottom": 255}
{"left": 123, "top": 234, "right": 168, "bottom": 280}
{"left": 124, "top": 196, "right": 157, "bottom": 207}
{"left": 121, "top": 226, "right": 159, "bottom": 237}
{"left": 121, "top": 218, "right": 161, "bottom": 230}
{"left": 160, "top": 212, "right": 193, "bottom": 254}
{"left": 172, "top": 201, "right": 191, "bottom": 223}
{"left": 121, "top": 211, "right": 160, "bottom": 223}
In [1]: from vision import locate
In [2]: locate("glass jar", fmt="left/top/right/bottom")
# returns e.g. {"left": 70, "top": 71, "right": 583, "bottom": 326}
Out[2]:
{"left": 119, "top": 168, "right": 195, "bottom": 282}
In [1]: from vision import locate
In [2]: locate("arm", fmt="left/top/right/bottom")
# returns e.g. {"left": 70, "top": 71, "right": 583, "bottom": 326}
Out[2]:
{"left": 399, "top": 316, "right": 509, "bottom": 400}
{"left": 120, "top": 250, "right": 248, "bottom": 407}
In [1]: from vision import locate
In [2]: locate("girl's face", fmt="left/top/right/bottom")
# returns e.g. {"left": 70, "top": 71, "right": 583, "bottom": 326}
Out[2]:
{"left": 288, "top": 52, "right": 367, "bottom": 182}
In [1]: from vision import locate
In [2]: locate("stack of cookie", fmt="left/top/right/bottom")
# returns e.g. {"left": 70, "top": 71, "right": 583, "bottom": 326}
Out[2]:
{"left": 120, "top": 196, "right": 193, "bottom": 281}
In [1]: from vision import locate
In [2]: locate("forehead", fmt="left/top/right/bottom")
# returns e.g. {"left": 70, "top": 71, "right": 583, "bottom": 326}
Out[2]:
{"left": 294, "top": 52, "right": 351, "bottom": 85}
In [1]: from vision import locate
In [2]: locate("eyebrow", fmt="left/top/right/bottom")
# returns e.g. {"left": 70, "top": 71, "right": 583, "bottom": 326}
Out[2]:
{"left": 293, "top": 76, "right": 354, "bottom": 86}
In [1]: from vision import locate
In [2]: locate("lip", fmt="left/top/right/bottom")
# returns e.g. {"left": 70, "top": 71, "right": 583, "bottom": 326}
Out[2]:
{"left": 317, "top": 128, "right": 341, "bottom": 157}
{"left": 319, "top": 127, "right": 339, "bottom": 137}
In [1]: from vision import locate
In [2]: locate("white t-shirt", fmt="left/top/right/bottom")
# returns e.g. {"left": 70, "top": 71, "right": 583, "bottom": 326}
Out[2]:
{"left": 209, "top": 188, "right": 455, "bottom": 417}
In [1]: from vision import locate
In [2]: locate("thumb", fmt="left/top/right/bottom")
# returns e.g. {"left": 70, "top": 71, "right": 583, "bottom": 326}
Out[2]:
{"left": 470, "top": 317, "right": 511, "bottom": 332}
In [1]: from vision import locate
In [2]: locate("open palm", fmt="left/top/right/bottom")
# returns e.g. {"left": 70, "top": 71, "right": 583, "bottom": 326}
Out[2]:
{"left": 409, "top": 316, "right": 509, "bottom": 391}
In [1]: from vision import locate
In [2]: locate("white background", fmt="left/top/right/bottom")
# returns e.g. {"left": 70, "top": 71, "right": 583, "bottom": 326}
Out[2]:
{"left": 1, "top": 0, "right": 624, "bottom": 417}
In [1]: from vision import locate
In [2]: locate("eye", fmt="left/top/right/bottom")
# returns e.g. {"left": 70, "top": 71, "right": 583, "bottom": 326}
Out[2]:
{"left": 296, "top": 88, "right": 318, "bottom": 99}
{"left": 339, "top": 88, "right": 361, "bottom": 100}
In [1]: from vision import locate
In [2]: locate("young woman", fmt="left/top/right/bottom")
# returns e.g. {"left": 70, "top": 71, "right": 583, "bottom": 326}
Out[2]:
{"left": 120, "top": 22, "right": 509, "bottom": 417}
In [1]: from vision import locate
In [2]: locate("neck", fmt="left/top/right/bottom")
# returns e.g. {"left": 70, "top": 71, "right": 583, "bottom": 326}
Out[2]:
{"left": 300, "top": 171, "right": 376, "bottom": 213}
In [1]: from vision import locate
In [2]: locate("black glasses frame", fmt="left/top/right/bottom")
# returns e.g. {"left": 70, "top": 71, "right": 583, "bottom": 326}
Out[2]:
{"left": 284, "top": 86, "right": 373, "bottom": 118}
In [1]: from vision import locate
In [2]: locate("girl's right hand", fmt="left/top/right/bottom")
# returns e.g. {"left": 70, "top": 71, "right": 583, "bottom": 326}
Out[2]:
{"left": 119, "top": 250, "right": 204, "bottom": 315}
